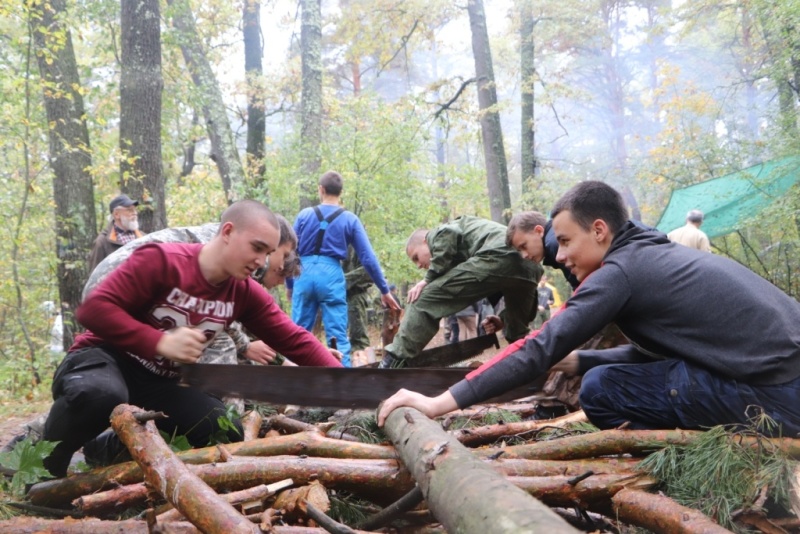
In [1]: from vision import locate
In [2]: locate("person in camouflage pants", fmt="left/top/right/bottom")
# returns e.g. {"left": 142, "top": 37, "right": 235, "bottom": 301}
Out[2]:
{"left": 344, "top": 246, "right": 374, "bottom": 352}
{"left": 380, "top": 216, "right": 542, "bottom": 368}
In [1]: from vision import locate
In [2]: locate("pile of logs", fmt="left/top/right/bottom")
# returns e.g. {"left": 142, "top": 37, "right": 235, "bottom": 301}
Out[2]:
{"left": 2, "top": 401, "right": 799, "bottom": 533}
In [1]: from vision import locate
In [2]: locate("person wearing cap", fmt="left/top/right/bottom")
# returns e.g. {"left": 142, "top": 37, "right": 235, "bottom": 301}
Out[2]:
{"left": 88, "top": 194, "right": 145, "bottom": 272}
{"left": 667, "top": 209, "right": 711, "bottom": 252}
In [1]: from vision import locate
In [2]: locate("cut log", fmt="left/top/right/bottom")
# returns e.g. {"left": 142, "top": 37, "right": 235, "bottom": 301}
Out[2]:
{"left": 611, "top": 488, "right": 733, "bottom": 534}
{"left": 241, "top": 410, "right": 263, "bottom": 441}
{"left": 110, "top": 404, "right": 259, "bottom": 534}
{"left": 511, "top": 473, "right": 655, "bottom": 508}
{"left": 268, "top": 414, "right": 321, "bottom": 435}
{"left": 452, "top": 410, "right": 588, "bottom": 447}
{"left": 29, "top": 431, "right": 395, "bottom": 507}
{"left": 272, "top": 480, "right": 330, "bottom": 522}
{"left": 489, "top": 428, "right": 703, "bottom": 460}
{"left": 382, "top": 406, "right": 579, "bottom": 533}
{"left": 492, "top": 429, "right": 800, "bottom": 460}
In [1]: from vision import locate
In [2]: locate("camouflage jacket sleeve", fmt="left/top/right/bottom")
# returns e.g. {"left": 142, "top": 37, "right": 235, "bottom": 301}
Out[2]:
{"left": 226, "top": 322, "right": 250, "bottom": 356}
{"left": 424, "top": 225, "right": 460, "bottom": 283}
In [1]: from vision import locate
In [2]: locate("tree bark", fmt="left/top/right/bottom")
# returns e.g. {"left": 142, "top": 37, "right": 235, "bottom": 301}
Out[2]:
{"left": 611, "top": 488, "right": 733, "bottom": 534}
{"left": 467, "top": 0, "right": 511, "bottom": 223}
{"left": 156, "top": 479, "right": 293, "bottom": 522}
{"left": 166, "top": 0, "right": 244, "bottom": 202}
{"left": 452, "top": 409, "right": 588, "bottom": 447}
{"left": 110, "top": 405, "right": 259, "bottom": 534}
{"left": 519, "top": 0, "right": 537, "bottom": 202}
{"left": 489, "top": 428, "right": 703, "bottom": 460}
{"left": 0, "top": 518, "right": 367, "bottom": 533}
{"left": 120, "top": 0, "right": 165, "bottom": 232}
{"left": 29, "top": 0, "right": 97, "bottom": 348}
{"left": 383, "top": 406, "right": 578, "bottom": 533}
{"left": 29, "top": 430, "right": 394, "bottom": 507}
{"left": 243, "top": 0, "right": 266, "bottom": 185}
{"left": 299, "top": 0, "right": 322, "bottom": 208}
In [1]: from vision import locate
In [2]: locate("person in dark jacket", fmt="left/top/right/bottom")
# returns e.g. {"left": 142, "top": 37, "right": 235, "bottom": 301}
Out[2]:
{"left": 378, "top": 181, "right": 800, "bottom": 437}
{"left": 88, "top": 194, "right": 145, "bottom": 272}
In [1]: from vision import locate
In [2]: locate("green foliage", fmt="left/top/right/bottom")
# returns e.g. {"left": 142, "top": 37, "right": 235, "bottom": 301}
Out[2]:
{"left": 0, "top": 437, "right": 58, "bottom": 496}
{"left": 638, "top": 420, "right": 795, "bottom": 532}
{"left": 328, "top": 412, "right": 387, "bottom": 444}
{"left": 158, "top": 429, "right": 192, "bottom": 453}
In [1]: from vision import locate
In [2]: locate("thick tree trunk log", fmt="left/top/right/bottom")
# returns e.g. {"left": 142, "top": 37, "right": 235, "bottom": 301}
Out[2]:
{"left": 383, "top": 406, "right": 578, "bottom": 533}
{"left": 611, "top": 488, "right": 733, "bottom": 534}
{"left": 110, "top": 404, "right": 259, "bottom": 534}
{"left": 452, "top": 410, "right": 588, "bottom": 447}
{"left": 29, "top": 431, "right": 394, "bottom": 507}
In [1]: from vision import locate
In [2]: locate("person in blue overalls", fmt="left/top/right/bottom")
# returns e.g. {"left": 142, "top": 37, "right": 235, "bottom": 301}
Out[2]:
{"left": 287, "top": 171, "right": 400, "bottom": 366}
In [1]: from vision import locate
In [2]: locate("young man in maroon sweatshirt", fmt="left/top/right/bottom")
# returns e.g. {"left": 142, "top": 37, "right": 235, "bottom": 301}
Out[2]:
{"left": 43, "top": 200, "right": 342, "bottom": 478}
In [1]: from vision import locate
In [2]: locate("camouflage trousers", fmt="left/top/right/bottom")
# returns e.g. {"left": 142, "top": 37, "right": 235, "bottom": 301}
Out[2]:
{"left": 386, "top": 255, "right": 541, "bottom": 361}
{"left": 347, "top": 290, "right": 371, "bottom": 352}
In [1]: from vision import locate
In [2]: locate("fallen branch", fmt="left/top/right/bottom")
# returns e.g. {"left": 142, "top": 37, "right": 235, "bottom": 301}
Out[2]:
{"left": 611, "top": 488, "right": 733, "bottom": 534}
{"left": 0, "top": 518, "right": 370, "bottom": 533}
{"left": 241, "top": 410, "right": 263, "bottom": 441}
{"left": 452, "top": 410, "right": 588, "bottom": 447}
{"left": 304, "top": 501, "right": 357, "bottom": 534}
{"left": 156, "top": 479, "right": 294, "bottom": 522}
{"left": 29, "top": 431, "right": 395, "bottom": 507}
{"left": 110, "top": 404, "right": 260, "bottom": 534}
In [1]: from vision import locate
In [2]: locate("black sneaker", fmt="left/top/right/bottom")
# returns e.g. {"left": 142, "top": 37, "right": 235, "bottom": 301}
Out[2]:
{"left": 378, "top": 351, "right": 406, "bottom": 369}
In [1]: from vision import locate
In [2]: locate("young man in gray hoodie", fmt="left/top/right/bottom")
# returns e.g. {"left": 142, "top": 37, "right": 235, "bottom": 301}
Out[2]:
{"left": 379, "top": 181, "right": 800, "bottom": 437}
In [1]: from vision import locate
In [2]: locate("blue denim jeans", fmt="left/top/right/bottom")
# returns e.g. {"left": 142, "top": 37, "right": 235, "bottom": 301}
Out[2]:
{"left": 579, "top": 359, "right": 800, "bottom": 438}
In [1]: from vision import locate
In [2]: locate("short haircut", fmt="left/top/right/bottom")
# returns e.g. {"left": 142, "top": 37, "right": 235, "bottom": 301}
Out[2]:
{"left": 506, "top": 211, "right": 547, "bottom": 247}
{"left": 319, "top": 171, "right": 344, "bottom": 196}
{"left": 686, "top": 209, "right": 704, "bottom": 224}
{"left": 276, "top": 214, "right": 297, "bottom": 248}
{"left": 405, "top": 229, "right": 428, "bottom": 253}
{"left": 220, "top": 199, "right": 278, "bottom": 232}
{"left": 281, "top": 251, "right": 302, "bottom": 278}
{"left": 551, "top": 181, "right": 627, "bottom": 235}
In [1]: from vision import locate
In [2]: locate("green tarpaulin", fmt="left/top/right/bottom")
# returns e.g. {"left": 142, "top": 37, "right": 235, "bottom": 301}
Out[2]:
{"left": 656, "top": 156, "right": 800, "bottom": 238}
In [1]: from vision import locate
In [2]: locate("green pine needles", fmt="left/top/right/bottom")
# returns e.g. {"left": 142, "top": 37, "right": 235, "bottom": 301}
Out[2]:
{"left": 638, "top": 415, "right": 795, "bottom": 532}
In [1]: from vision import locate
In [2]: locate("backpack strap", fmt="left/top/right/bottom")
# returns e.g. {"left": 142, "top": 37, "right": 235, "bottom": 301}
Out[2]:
{"left": 313, "top": 206, "right": 345, "bottom": 255}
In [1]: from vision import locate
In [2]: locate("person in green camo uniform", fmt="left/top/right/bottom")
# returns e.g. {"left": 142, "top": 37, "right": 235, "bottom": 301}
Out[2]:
{"left": 379, "top": 216, "right": 542, "bottom": 368}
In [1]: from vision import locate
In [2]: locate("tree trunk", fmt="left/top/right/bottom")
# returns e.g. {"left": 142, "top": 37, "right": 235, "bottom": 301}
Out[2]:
{"left": 519, "top": 0, "right": 537, "bottom": 203}
{"left": 120, "top": 0, "right": 165, "bottom": 232}
{"left": 299, "top": 0, "right": 322, "bottom": 209}
{"left": 29, "top": 431, "right": 394, "bottom": 507}
{"left": 611, "top": 488, "right": 733, "bottom": 534}
{"left": 110, "top": 404, "right": 259, "bottom": 534}
{"left": 167, "top": 0, "right": 244, "bottom": 203}
{"left": 383, "top": 406, "right": 578, "bottom": 533}
{"left": 467, "top": 0, "right": 511, "bottom": 223}
{"left": 30, "top": 0, "right": 97, "bottom": 349}
{"left": 243, "top": 0, "right": 266, "bottom": 186}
